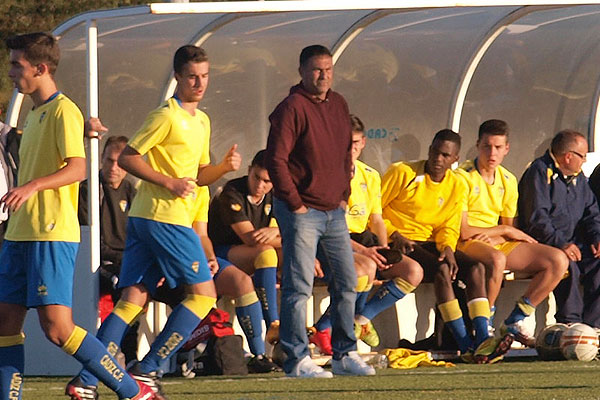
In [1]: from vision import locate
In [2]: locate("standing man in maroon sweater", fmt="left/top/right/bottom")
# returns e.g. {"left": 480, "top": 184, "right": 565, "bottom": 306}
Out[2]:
{"left": 266, "top": 44, "right": 375, "bottom": 378}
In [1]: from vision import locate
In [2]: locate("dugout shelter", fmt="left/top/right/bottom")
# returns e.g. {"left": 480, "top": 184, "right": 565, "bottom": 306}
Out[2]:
{"left": 6, "top": 0, "right": 600, "bottom": 374}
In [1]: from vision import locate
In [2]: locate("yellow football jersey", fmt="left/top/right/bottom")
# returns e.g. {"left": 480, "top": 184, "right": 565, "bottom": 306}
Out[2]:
{"left": 457, "top": 160, "right": 518, "bottom": 228}
{"left": 6, "top": 94, "right": 85, "bottom": 242}
{"left": 346, "top": 160, "right": 382, "bottom": 234}
{"left": 128, "top": 97, "right": 211, "bottom": 227}
{"left": 381, "top": 160, "right": 467, "bottom": 252}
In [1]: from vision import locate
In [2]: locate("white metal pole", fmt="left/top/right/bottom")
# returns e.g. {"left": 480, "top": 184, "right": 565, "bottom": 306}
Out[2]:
{"left": 86, "top": 20, "right": 100, "bottom": 273}
{"left": 5, "top": 90, "right": 24, "bottom": 128}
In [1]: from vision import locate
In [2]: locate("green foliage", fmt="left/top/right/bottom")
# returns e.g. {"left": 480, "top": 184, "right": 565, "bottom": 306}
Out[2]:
{"left": 0, "top": 0, "right": 161, "bottom": 117}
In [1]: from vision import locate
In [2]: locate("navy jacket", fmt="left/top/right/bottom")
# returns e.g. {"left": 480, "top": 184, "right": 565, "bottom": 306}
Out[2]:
{"left": 518, "top": 150, "right": 600, "bottom": 248}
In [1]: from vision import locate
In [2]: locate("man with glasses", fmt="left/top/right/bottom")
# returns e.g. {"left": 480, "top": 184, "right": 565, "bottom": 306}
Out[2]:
{"left": 519, "top": 129, "right": 600, "bottom": 329}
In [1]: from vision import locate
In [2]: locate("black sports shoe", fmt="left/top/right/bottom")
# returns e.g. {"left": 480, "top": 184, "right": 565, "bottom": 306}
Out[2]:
{"left": 65, "top": 376, "right": 99, "bottom": 400}
{"left": 247, "top": 354, "right": 282, "bottom": 373}
{"left": 127, "top": 362, "right": 168, "bottom": 400}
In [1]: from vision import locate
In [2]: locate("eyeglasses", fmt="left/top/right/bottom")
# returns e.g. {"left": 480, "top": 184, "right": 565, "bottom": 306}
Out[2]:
{"left": 569, "top": 150, "right": 587, "bottom": 161}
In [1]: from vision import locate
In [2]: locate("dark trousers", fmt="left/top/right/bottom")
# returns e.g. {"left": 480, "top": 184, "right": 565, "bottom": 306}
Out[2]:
{"left": 553, "top": 244, "right": 600, "bottom": 328}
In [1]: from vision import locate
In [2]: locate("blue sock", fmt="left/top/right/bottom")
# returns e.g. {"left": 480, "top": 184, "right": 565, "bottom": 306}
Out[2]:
{"left": 355, "top": 290, "right": 370, "bottom": 316}
{"left": 0, "top": 340, "right": 24, "bottom": 400}
{"left": 446, "top": 318, "right": 473, "bottom": 353}
{"left": 236, "top": 301, "right": 265, "bottom": 356}
{"left": 361, "top": 280, "right": 406, "bottom": 321}
{"left": 79, "top": 312, "right": 131, "bottom": 387}
{"left": 505, "top": 297, "right": 534, "bottom": 325}
{"left": 253, "top": 267, "right": 279, "bottom": 326}
{"left": 472, "top": 316, "right": 490, "bottom": 347}
{"left": 72, "top": 332, "right": 139, "bottom": 398}
{"left": 490, "top": 305, "right": 496, "bottom": 327}
{"left": 314, "top": 306, "right": 332, "bottom": 331}
{"left": 139, "top": 304, "right": 201, "bottom": 373}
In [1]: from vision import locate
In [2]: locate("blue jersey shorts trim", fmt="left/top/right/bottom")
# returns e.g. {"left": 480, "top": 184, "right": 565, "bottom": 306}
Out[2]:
{"left": 0, "top": 240, "right": 79, "bottom": 307}
{"left": 119, "top": 217, "right": 211, "bottom": 295}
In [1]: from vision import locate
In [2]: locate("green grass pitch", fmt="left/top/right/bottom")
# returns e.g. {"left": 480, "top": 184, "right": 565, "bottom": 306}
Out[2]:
{"left": 21, "top": 359, "right": 600, "bottom": 399}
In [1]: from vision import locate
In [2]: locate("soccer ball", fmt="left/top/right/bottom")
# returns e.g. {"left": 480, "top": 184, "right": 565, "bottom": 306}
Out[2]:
{"left": 536, "top": 323, "right": 568, "bottom": 360}
{"left": 559, "top": 323, "right": 599, "bottom": 361}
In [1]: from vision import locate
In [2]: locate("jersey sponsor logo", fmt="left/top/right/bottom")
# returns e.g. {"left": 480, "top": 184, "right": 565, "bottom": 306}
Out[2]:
{"left": 191, "top": 261, "right": 199, "bottom": 274}
{"left": 473, "top": 186, "right": 480, "bottom": 195}
{"left": 119, "top": 200, "right": 128, "bottom": 213}
{"left": 360, "top": 183, "right": 367, "bottom": 191}
{"left": 347, "top": 204, "right": 366, "bottom": 216}
{"left": 264, "top": 204, "right": 272, "bottom": 216}
{"left": 45, "top": 221, "right": 56, "bottom": 231}
{"left": 39, "top": 111, "right": 47, "bottom": 124}
{"left": 230, "top": 203, "right": 242, "bottom": 212}
{"left": 498, "top": 187, "right": 505, "bottom": 196}
{"left": 37, "top": 285, "right": 48, "bottom": 297}
{"left": 438, "top": 196, "right": 444, "bottom": 207}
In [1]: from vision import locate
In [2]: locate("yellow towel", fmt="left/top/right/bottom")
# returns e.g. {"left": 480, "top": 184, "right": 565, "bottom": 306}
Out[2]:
{"left": 384, "top": 348, "right": 455, "bottom": 369}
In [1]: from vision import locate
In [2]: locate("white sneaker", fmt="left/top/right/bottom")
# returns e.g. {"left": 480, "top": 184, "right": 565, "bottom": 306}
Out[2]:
{"left": 332, "top": 351, "right": 376, "bottom": 376}
{"left": 286, "top": 355, "right": 333, "bottom": 378}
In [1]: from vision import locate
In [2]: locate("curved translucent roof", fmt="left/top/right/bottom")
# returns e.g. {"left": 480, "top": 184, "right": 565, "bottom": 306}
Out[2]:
{"left": 10, "top": 1, "right": 600, "bottom": 179}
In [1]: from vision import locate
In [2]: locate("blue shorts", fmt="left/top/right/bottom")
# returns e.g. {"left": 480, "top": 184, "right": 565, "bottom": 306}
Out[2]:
{"left": 119, "top": 217, "right": 212, "bottom": 295}
{"left": 0, "top": 240, "right": 79, "bottom": 307}
{"left": 214, "top": 245, "right": 232, "bottom": 261}
{"left": 212, "top": 257, "right": 232, "bottom": 281}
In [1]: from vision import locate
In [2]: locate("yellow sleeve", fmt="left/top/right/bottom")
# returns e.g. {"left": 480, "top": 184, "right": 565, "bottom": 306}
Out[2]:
{"left": 501, "top": 171, "right": 518, "bottom": 218}
{"left": 381, "top": 163, "right": 405, "bottom": 211}
{"left": 433, "top": 176, "right": 467, "bottom": 252}
{"left": 455, "top": 168, "right": 471, "bottom": 213}
{"left": 56, "top": 100, "right": 85, "bottom": 160}
{"left": 370, "top": 170, "right": 383, "bottom": 216}
{"left": 198, "top": 112, "right": 211, "bottom": 166}
{"left": 381, "top": 164, "right": 404, "bottom": 237}
{"left": 192, "top": 186, "right": 211, "bottom": 223}
{"left": 128, "top": 106, "right": 171, "bottom": 156}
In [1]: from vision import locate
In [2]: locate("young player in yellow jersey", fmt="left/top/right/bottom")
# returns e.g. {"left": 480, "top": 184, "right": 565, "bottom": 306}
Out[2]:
{"left": 456, "top": 119, "right": 568, "bottom": 347}
{"left": 67, "top": 45, "right": 241, "bottom": 400}
{"left": 0, "top": 32, "right": 154, "bottom": 400}
{"left": 310, "top": 115, "right": 423, "bottom": 354}
{"left": 381, "top": 129, "right": 512, "bottom": 364}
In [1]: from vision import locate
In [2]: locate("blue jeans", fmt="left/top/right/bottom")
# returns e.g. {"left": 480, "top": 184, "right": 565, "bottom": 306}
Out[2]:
{"left": 273, "top": 198, "right": 357, "bottom": 372}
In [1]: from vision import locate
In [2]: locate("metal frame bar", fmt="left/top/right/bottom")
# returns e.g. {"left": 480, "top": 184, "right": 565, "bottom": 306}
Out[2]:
{"left": 448, "top": 5, "right": 555, "bottom": 132}
{"left": 86, "top": 20, "right": 101, "bottom": 274}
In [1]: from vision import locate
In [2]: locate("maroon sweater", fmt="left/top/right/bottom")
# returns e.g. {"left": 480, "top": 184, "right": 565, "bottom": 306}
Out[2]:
{"left": 266, "top": 83, "right": 352, "bottom": 211}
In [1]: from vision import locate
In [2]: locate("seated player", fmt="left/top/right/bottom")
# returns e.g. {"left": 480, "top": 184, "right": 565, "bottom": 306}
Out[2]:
{"left": 192, "top": 186, "right": 280, "bottom": 373}
{"left": 456, "top": 119, "right": 568, "bottom": 347}
{"left": 309, "top": 115, "right": 423, "bottom": 355}
{"left": 208, "top": 150, "right": 281, "bottom": 344}
{"left": 381, "top": 129, "right": 512, "bottom": 364}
